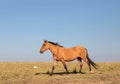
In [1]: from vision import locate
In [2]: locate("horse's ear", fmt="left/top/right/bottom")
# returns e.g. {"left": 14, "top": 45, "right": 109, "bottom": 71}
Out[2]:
{"left": 44, "top": 40, "right": 48, "bottom": 43}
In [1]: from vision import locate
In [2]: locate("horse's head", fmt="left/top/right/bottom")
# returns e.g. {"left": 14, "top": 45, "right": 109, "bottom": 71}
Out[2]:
{"left": 40, "top": 40, "right": 50, "bottom": 54}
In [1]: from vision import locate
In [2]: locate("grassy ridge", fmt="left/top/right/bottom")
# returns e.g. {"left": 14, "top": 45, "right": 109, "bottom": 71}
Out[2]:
{"left": 0, "top": 62, "right": 120, "bottom": 84}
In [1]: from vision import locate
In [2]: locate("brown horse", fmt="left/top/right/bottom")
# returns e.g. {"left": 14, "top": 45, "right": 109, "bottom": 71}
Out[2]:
{"left": 40, "top": 40, "right": 98, "bottom": 76}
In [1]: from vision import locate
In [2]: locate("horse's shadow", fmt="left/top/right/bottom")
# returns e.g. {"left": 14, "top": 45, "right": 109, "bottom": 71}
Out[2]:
{"left": 35, "top": 71, "right": 86, "bottom": 76}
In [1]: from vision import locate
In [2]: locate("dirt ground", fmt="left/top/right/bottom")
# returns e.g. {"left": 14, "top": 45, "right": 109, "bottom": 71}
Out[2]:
{"left": 0, "top": 62, "right": 120, "bottom": 84}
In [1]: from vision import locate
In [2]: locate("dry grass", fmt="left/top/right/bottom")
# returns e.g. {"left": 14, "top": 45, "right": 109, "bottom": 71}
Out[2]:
{"left": 0, "top": 62, "right": 120, "bottom": 84}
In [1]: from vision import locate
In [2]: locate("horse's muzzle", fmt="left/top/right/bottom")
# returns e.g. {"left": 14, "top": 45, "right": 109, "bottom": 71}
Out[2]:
{"left": 40, "top": 50, "right": 43, "bottom": 54}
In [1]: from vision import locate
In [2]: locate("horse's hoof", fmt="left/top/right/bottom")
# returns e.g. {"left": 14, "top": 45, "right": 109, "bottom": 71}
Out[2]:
{"left": 79, "top": 71, "right": 85, "bottom": 74}
{"left": 90, "top": 71, "right": 94, "bottom": 73}
{"left": 66, "top": 72, "right": 69, "bottom": 74}
{"left": 50, "top": 73, "right": 53, "bottom": 76}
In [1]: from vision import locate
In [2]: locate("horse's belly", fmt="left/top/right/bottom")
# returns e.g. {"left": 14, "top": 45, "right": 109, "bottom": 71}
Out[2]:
{"left": 64, "top": 58, "right": 77, "bottom": 62}
{"left": 63, "top": 52, "right": 78, "bottom": 61}
{"left": 57, "top": 48, "right": 79, "bottom": 61}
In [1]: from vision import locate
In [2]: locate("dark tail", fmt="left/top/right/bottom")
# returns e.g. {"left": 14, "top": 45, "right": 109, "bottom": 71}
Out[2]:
{"left": 87, "top": 56, "right": 98, "bottom": 69}
{"left": 85, "top": 48, "right": 98, "bottom": 69}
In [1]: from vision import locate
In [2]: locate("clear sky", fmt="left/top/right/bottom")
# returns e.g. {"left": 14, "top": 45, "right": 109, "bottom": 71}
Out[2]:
{"left": 0, "top": 0, "right": 120, "bottom": 62}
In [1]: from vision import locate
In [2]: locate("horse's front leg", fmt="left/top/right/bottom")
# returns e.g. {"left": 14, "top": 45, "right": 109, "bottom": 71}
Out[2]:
{"left": 50, "top": 60, "right": 58, "bottom": 76}
{"left": 61, "top": 60, "right": 69, "bottom": 74}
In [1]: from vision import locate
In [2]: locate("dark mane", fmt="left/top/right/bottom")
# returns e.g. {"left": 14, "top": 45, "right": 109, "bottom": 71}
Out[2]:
{"left": 48, "top": 41, "right": 64, "bottom": 47}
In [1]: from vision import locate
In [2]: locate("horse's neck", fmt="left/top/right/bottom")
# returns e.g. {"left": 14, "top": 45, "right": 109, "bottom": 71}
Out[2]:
{"left": 49, "top": 45, "right": 58, "bottom": 55}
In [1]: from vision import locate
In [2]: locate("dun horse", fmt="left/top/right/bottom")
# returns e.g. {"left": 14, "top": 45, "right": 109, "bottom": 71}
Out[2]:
{"left": 40, "top": 40, "right": 98, "bottom": 76}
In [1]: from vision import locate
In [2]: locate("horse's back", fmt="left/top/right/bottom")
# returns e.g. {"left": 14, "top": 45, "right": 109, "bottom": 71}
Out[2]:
{"left": 72, "top": 46, "right": 86, "bottom": 50}
{"left": 72, "top": 46, "right": 87, "bottom": 56}
{"left": 62, "top": 46, "right": 86, "bottom": 55}
{"left": 61, "top": 46, "right": 86, "bottom": 53}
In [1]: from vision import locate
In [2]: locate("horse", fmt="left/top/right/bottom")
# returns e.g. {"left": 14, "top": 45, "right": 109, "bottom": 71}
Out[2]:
{"left": 40, "top": 40, "right": 98, "bottom": 76}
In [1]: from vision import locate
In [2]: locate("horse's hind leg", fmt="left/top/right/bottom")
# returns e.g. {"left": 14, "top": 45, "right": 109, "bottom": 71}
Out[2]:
{"left": 61, "top": 60, "right": 69, "bottom": 73}
{"left": 83, "top": 58, "right": 92, "bottom": 72}
{"left": 77, "top": 57, "right": 83, "bottom": 73}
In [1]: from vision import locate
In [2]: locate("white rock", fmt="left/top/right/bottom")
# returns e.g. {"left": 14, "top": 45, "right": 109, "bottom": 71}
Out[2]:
{"left": 34, "top": 66, "right": 38, "bottom": 69}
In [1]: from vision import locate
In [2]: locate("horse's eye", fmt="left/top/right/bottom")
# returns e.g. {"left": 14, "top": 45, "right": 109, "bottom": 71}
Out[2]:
{"left": 43, "top": 44, "right": 46, "bottom": 46}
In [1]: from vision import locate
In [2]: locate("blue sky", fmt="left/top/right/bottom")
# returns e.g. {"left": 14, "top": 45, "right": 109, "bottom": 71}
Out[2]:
{"left": 0, "top": 0, "right": 120, "bottom": 62}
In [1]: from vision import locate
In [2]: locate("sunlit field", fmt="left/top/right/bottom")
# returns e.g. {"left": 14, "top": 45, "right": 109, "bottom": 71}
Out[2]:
{"left": 0, "top": 62, "right": 120, "bottom": 84}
